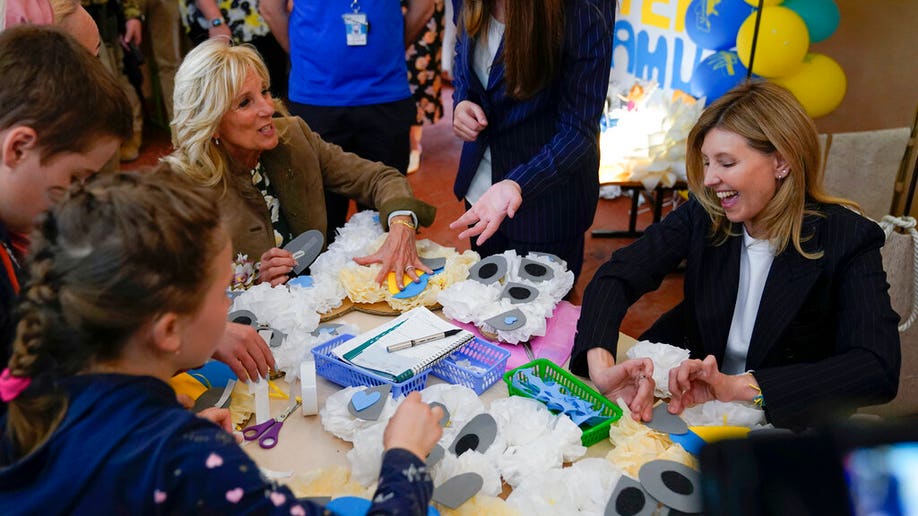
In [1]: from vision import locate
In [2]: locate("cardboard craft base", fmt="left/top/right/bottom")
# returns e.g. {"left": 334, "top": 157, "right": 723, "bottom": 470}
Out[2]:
{"left": 319, "top": 298, "right": 355, "bottom": 322}
{"left": 352, "top": 301, "right": 442, "bottom": 316}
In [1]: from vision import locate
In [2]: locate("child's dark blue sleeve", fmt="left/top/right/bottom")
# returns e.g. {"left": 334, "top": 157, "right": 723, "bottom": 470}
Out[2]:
{"left": 153, "top": 424, "right": 323, "bottom": 515}
{"left": 367, "top": 448, "right": 434, "bottom": 515}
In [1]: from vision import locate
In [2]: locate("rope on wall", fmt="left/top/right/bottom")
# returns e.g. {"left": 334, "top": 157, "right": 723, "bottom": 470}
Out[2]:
{"left": 880, "top": 215, "right": 918, "bottom": 332}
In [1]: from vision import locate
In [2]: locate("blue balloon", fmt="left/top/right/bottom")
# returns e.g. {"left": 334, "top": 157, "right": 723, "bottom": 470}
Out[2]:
{"left": 690, "top": 51, "right": 752, "bottom": 104}
{"left": 782, "top": 0, "right": 840, "bottom": 43}
{"left": 684, "top": 0, "right": 754, "bottom": 50}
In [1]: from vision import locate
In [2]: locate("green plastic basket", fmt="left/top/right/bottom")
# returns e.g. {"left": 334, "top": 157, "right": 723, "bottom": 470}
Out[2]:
{"left": 503, "top": 358, "right": 622, "bottom": 447}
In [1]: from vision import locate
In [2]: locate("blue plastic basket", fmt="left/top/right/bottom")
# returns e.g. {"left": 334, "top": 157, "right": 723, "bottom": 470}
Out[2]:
{"left": 311, "top": 334, "right": 430, "bottom": 397}
{"left": 431, "top": 337, "right": 510, "bottom": 395}
{"left": 311, "top": 334, "right": 510, "bottom": 397}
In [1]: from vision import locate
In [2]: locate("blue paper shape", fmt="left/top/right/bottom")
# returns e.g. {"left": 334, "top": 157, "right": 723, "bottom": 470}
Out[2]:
{"left": 351, "top": 390, "right": 381, "bottom": 411}
{"left": 325, "top": 496, "right": 440, "bottom": 516}
{"left": 187, "top": 360, "right": 237, "bottom": 387}
{"left": 668, "top": 429, "right": 707, "bottom": 456}
{"left": 288, "top": 275, "right": 314, "bottom": 288}
{"left": 393, "top": 273, "right": 429, "bottom": 299}
{"left": 504, "top": 316, "right": 518, "bottom": 325}
{"left": 325, "top": 496, "right": 371, "bottom": 516}
{"left": 511, "top": 370, "right": 610, "bottom": 428}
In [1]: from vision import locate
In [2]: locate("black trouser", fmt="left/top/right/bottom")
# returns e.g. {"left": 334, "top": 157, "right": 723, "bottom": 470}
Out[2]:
{"left": 289, "top": 98, "right": 414, "bottom": 242}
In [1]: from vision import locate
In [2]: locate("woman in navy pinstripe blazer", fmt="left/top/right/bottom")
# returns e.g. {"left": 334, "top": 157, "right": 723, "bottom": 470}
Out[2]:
{"left": 447, "top": 0, "right": 615, "bottom": 278}
{"left": 571, "top": 82, "right": 900, "bottom": 431}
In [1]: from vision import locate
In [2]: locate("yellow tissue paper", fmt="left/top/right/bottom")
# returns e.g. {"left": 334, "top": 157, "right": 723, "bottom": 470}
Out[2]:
{"left": 605, "top": 400, "right": 697, "bottom": 477}
{"left": 436, "top": 495, "right": 521, "bottom": 516}
{"left": 284, "top": 466, "right": 372, "bottom": 499}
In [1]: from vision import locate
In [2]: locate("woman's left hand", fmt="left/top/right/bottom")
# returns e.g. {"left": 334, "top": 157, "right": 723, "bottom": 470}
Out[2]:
{"left": 353, "top": 216, "right": 431, "bottom": 285}
{"left": 667, "top": 355, "right": 748, "bottom": 414}
{"left": 449, "top": 180, "right": 522, "bottom": 246}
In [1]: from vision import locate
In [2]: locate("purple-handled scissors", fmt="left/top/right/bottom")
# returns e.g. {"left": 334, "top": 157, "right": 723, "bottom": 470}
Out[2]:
{"left": 242, "top": 400, "right": 301, "bottom": 449}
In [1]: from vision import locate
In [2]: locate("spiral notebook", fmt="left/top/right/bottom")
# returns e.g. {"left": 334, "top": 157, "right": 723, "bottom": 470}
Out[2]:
{"left": 331, "top": 306, "right": 474, "bottom": 382}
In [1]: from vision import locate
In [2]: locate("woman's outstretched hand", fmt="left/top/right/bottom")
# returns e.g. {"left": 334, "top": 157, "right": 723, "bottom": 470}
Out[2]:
{"left": 353, "top": 216, "right": 431, "bottom": 285}
{"left": 449, "top": 180, "right": 522, "bottom": 246}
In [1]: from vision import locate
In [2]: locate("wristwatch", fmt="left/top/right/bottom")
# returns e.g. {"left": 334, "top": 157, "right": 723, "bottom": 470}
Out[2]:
{"left": 210, "top": 17, "right": 224, "bottom": 27}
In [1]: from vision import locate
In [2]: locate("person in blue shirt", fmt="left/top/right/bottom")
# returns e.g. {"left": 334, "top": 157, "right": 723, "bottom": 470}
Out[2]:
{"left": 0, "top": 171, "right": 444, "bottom": 514}
{"left": 260, "top": 0, "right": 434, "bottom": 238}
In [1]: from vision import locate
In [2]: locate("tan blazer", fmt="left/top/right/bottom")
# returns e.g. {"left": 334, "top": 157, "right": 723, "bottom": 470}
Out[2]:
{"left": 213, "top": 116, "right": 435, "bottom": 260}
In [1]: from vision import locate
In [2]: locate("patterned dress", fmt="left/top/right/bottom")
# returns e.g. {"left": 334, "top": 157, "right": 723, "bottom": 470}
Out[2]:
{"left": 404, "top": 0, "right": 446, "bottom": 126}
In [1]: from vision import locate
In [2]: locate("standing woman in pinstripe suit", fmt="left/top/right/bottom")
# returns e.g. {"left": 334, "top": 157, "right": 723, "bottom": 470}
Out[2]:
{"left": 448, "top": 0, "right": 615, "bottom": 279}
{"left": 570, "top": 81, "right": 900, "bottom": 430}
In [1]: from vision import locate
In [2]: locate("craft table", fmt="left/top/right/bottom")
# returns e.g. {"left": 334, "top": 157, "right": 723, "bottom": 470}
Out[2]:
{"left": 243, "top": 309, "right": 637, "bottom": 478}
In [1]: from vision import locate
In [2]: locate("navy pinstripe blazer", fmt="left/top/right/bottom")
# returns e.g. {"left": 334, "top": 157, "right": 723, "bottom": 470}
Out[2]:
{"left": 451, "top": 0, "right": 615, "bottom": 243}
{"left": 571, "top": 198, "right": 901, "bottom": 430}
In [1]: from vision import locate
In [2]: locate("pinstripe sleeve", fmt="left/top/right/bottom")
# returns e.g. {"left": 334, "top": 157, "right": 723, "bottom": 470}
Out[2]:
{"left": 570, "top": 200, "right": 696, "bottom": 376}
{"left": 504, "top": 0, "right": 613, "bottom": 200}
{"left": 754, "top": 216, "right": 901, "bottom": 429}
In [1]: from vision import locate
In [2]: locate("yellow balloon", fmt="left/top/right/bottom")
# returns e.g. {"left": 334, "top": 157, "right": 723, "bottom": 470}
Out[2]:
{"left": 773, "top": 53, "right": 846, "bottom": 118}
{"left": 744, "top": 0, "right": 783, "bottom": 5}
{"left": 737, "top": 6, "right": 809, "bottom": 77}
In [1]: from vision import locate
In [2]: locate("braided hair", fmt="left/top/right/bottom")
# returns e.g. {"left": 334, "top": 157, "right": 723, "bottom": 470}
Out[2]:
{"left": 5, "top": 171, "right": 226, "bottom": 459}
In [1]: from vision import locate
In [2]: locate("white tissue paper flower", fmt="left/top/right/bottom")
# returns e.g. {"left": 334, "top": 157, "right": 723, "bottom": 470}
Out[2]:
{"left": 505, "top": 458, "right": 622, "bottom": 516}
{"left": 319, "top": 386, "right": 398, "bottom": 443}
{"left": 419, "top": 384, "right": 487, "bottom": 445}
{"left": 438, "top": 250, "right": 574, "bottom": 344}
{"left": 680, "top": 399, "right": 767, "bottom": 428}
{"left": 432, "top": 450, "right": 503, "bottom": 498}
{"left": 625, "top": 340, "right": 691, "bottom": 398}
{"left": 308, "top": 210, "right": 385, "bottom": 312}
{"left": 230, "top": 283, "right": 322, "bottom": 378}
{"left": 490, "top": 396, "right": 586, "bottom": 487}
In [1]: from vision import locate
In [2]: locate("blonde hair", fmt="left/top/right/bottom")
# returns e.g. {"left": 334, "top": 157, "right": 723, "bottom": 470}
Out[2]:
{"left": 163, "top": 39, "right": 286, "bottom": 187}
{"left": 685, "top": 81, "right": 858, "bottom": 258}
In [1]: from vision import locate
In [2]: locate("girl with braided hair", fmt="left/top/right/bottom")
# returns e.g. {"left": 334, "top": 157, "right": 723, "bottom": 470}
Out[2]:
{"left": 0, "top": 171, "right": 444, "bottom": 513}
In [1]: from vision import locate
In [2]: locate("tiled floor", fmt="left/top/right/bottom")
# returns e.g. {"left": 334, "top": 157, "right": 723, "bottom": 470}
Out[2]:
{"left": 127, "top": 87, "right": 684, "bottom": 339}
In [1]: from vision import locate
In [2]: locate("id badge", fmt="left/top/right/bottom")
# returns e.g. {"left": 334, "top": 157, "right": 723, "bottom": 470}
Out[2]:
{"left": 342, "top": 12, "right": 368, "bottom": 46}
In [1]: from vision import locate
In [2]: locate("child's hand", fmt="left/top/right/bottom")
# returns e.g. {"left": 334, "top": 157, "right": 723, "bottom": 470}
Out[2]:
{"left": 383, "top": 392, "right": 443, "bottom": 460}
{"left": 198, "top": 407, "right": 234, "bottom": 434}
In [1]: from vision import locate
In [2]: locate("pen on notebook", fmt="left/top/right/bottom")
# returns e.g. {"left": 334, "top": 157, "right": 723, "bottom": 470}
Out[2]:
{"left": 386, "top": 329, "right": 462, "bottom": 352}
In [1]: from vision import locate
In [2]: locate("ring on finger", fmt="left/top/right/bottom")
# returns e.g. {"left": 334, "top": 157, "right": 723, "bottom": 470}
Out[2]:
{"left": 405, "top": 265, "right": 416, "bottom": 273}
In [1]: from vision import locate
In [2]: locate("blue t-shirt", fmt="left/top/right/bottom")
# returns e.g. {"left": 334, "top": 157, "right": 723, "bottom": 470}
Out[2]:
{"left": 289, "top": 1, "right": 410, "bottom": 106}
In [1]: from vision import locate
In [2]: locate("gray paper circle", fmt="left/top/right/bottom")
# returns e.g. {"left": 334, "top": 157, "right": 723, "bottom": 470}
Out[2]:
{"left": 432, "top": 472, "right": 484, "bottom": 509}
{"left": 605, "top": 475, "right": 656, "bottom": 516}
{"left": 638, "top": 460, "right": 702, "bottom": 514}
{"left": 449, "top": 413, "right": 497, "bottom": 456}
{"left": 468, "top": 255, "right": 508, "bottom": 285}
{"left": 499, "top": 282, "right": 539, "bottom": 304}
{"left": 645, "top": 404, "right": 688, "bottom": 435}
{"left": 518, "top": 258, "right": 555, "bottom": 283}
